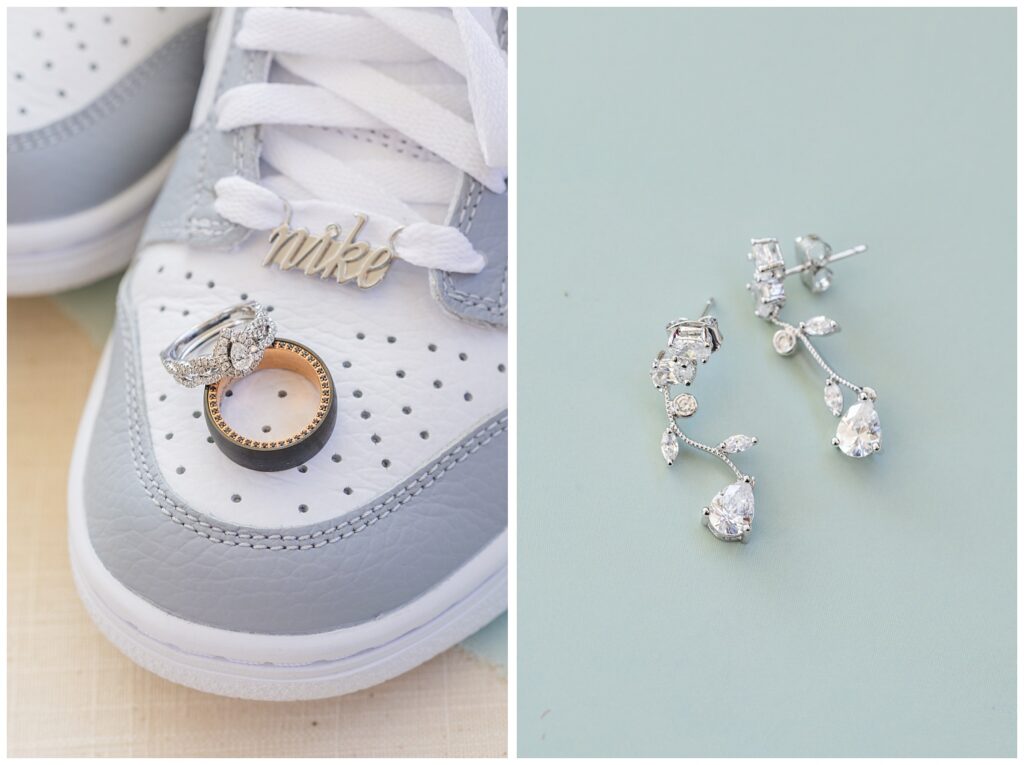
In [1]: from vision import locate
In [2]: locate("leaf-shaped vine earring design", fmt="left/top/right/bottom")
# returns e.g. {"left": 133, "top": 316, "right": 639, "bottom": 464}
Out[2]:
{"left": 746, "top": 235, "right": 882, "bottom": 458}
{"left": 650, "top": 298, "right": 759, "bottom": 542}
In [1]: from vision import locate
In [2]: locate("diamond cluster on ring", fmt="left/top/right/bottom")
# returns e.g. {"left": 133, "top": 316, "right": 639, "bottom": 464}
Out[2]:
{"left": 163, "top": 304, "right": 277, "bottom": 388}
{"left": 162, "top": 352, "right": 232, "bottom": 388}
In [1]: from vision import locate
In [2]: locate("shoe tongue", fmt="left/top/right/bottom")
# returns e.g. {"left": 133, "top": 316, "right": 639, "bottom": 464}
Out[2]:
{"left": 140, "top": 8, "right": 267, "bottom": 252}
{"left": 138, "top": 8, "right": 507, "bottom": 329}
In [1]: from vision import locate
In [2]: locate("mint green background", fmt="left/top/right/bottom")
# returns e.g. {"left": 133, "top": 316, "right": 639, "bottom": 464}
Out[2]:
{"left": 518, "top": 8, "right": 1015, "bottom": 757}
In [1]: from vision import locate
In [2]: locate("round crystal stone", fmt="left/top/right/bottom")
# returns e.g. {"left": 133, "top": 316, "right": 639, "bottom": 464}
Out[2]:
{"left": 772, "top": 328, "right": 797, "bottom": 355}
{"left": 650, "top": 362, "right": 671, "bottom": 389}
{"left": 706, "top": 481, "right": 755, "bottom": 541}
{"left": 670, "top": 393, "right": 697, "bottom": 418}
{"left": 651, "top": 355, "right": 693, "bottom": 388}
{"left": 835, "top": 400, "right": 882, "bottom": 457}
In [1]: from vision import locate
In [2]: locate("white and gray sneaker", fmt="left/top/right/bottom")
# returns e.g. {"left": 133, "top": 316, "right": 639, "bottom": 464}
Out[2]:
{"left": 7, "top": 7, "right": 211, "bottom": 295}
{"left": 69, "top": 7, "right": 508, "bottom": 700}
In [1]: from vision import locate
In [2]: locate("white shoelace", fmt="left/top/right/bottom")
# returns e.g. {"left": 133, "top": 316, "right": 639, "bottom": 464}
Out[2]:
{"left": 212, "top": 7, "right": 507, "bottom": 274}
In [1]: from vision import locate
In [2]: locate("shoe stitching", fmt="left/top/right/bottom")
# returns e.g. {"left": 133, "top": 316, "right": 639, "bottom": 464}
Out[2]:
{"left": 440, "top": 9, "right": 510, "bottom": 313}
{"left": 439, "top": 179, "right": 508, "bottom": 316}
{"left": 184, "top": 13, "right": 265, "bottom": 242}
{"left": 118, "top": 303, "right": 507, "bottom": 550}
{"left": 435, "top": 7, "right": 509, "bottom": 319}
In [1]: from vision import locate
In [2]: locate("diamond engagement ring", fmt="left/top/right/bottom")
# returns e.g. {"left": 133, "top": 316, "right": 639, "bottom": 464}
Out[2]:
{"left": 160, "top": 301, "right": 277, "bottom": 387}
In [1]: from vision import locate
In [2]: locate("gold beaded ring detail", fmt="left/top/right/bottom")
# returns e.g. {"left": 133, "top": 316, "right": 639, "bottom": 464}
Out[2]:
{"left": 204, "top": 339, "right": 337, "bottom": 471}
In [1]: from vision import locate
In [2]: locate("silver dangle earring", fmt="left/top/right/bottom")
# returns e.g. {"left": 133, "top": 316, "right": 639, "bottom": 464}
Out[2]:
{"left": 650, "top": 298, "right": 759, "bottom": 543}
{"left": 746, "top": 235, "right": 882, "bottom": 458}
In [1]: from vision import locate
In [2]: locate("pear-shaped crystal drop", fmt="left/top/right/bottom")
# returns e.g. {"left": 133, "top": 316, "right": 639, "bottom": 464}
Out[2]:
{"left": 229, "top": 342, "right": 260, "bottom": 373}
{"left": 660, "top": 428, "right": 679, "bottom": 465}
{"left": 823, "top": 379, "right": 843, "bottom": 416}
{"left": 705, "top": 481, "right": 755, "bottom": 541}
{"left": 835, "top": 400, "right": 882, "bottom": 458}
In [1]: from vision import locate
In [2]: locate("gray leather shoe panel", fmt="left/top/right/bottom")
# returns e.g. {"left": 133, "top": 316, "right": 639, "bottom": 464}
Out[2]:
{"left": 7, "top": 20, "right": 208, "bottom": 224}
{"left": 141, "top": 10, "right": 268, "bottom": 249}
{"left": 431, "top": 176, "right": 508, "bottom": 328}
{"left": 82, "top": 289, "right": 507, "bottom": 635}
{"left": 429, "top": 11, "right": 508, "bottom": 329}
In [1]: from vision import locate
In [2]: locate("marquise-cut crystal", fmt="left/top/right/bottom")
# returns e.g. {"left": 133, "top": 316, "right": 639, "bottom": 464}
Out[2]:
{"left": 804, "top": 315, "right": 840, "bottom": 336}
{"left": 772, "top": 328, "right": 797, "bottom": 355}
{"left": 706, "top": 481, "right": 755, "bottom": 541}
{"left": 660, "top": 428, "right": 679, "bottom": 465}
{"left": 835, "top": 400, "right": 881, "bottom": 458}
{"left": 669, "top": 393, "right": 697, "bottom": 418}
{"left": 720, "top": 435, "right": 756, "bottom": 454}
{"left": 823, "top": 380, "right": 843, "bottom": 416}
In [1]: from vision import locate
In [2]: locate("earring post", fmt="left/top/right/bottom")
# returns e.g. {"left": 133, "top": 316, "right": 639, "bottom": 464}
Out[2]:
{"left": 826, "top": 244, "right": 868, "bottom": 263}
{"left": 699, "top": 297, "right": 714, "bottom": 318}
{"left": 783, "top": 244, "right": 868, "bottom": 278}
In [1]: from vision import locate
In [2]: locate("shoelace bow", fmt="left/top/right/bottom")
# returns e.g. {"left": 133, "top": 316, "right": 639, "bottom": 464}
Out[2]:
{"left": 212, "top": 7, "right": 507, "bottom": 274}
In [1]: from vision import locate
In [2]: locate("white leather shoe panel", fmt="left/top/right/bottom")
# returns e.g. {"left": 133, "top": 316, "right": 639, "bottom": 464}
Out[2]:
{"left": 129, "top": 240, "right": 507, "bottom": 529}
{"left": 8, "top": 6, "right": 209, "bottom": 133}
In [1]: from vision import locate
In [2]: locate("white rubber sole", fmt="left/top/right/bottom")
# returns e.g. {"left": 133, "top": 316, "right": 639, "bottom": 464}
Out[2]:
{"left": 8, "top": 152, "right": 175, "bottom": 297}
{"left": 68, "top": 338, "right": 508, "bottom": 700}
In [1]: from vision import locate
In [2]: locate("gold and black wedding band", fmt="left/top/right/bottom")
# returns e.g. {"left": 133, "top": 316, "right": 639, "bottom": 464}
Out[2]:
{"left": 204, "top": 339, "right": 336, "bottom": 472}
